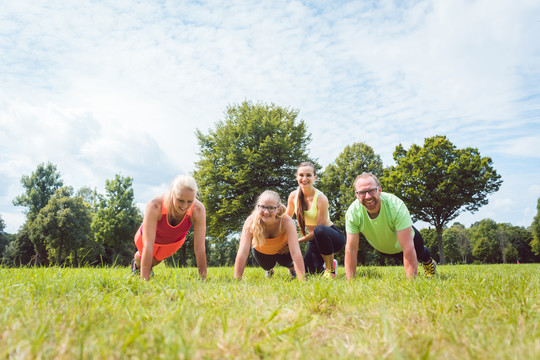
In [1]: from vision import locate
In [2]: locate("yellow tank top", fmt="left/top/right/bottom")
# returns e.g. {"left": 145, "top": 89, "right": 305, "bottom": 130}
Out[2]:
{"left": 293, "top": 188, "right": 330, "bottom": 226}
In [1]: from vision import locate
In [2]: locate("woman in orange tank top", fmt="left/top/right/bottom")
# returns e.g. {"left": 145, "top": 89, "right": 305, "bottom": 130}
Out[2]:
{"left": 132, "top": 175, "right": 207, "bottom": 281}
{"left": 234, "top": 190, "right": 305, "bottom": 281}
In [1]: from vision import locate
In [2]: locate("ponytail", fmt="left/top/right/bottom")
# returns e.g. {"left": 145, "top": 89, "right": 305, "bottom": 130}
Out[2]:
{"left": 295, "top": 161, "right": 316, "bottom": 236}
{"left": 296, "top": 189, "right": 306, "bottom": 236}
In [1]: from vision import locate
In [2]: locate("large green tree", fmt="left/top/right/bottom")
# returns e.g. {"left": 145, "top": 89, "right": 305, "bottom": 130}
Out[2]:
{"left": 13, "top": 162, "right": 64, "bottom": 222}
{"left": 194, "top": 100, "right": 315, "bottom": 239}
{"left": 531, "top": 198, "right": 540, "bottom": 257}
{"left": 91, "top": 175, "right": 142, "bottom": 265}
{"left": 318, "top": 142, "right": 383, "bottom": 230}
{"left": 12, "top": 162, "right": 64, "bottom": 264}
{"left": 382, "top": 135, "right": 502, "bottom": 264}
{"left": 29, "top": 187, "right": 93, "bottom": 265}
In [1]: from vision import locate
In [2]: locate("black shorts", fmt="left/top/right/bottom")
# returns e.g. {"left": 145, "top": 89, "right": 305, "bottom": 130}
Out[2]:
{"left": 251, "top": 248, "right": 294, "bottom": 270}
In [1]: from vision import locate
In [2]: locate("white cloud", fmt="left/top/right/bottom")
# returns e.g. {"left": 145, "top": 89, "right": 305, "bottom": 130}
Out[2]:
{"left": 529, "top": 184, "right": 540, "bottom": 197}
{"left": 0, "top": 212, "right": 25, "bottom": 234}
{"left": 497, "top": 135, "right": 540, "bottom": 159}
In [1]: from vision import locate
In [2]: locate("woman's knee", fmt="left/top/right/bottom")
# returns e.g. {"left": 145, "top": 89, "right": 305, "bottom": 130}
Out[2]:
{"left": 313, "top": 225, "right": 332, "bottom": 240}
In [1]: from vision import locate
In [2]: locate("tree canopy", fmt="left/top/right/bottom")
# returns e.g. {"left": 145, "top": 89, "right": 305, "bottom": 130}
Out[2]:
{"left": 13, "top": 162, "right": 64, "bottom": 222}
{"left": 444, "top": 223, "right": 472, "bottom": 264}
{"left": 91, "top": 175, "right": 142, "bottom": 265}
{"left": 382, "top": 135, "right": 502, "bottom": 264}
{"left": 469, "top": 219, "right": 501, "bottom": 263}
{"left": 30, "top": 187, "right": 93, "bottom": 265}
{"left": 193, "top": 100, "right": 315, "bottom": 239}
{"left": 318, "top": 142, "right": 383, "bottom": 230}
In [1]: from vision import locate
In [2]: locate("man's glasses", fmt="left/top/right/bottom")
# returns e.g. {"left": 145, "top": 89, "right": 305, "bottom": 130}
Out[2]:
{"left": 355, "top": 187, "right": 379, "bottom": 197}
{"left": 258, "top": 204, "right": 279, "bottom": 212}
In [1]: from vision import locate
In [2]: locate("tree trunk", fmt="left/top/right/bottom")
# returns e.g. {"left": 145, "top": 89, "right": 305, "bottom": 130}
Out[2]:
{"left": 57, "top": 238, "right": 63, "bottom": 265}
{"left": 436, "top": 226, "right": 446, "bottom": 265}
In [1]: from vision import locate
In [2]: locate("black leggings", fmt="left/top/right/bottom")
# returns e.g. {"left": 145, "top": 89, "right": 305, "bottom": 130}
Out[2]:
{"left": 304, "top": 225, "right": 346, "bottom": 274}
{"left": 378, "top": 226, "right": 431, "bottom": 263}
{"left": 251, "top": 248, "right": 294, "bottom": 271}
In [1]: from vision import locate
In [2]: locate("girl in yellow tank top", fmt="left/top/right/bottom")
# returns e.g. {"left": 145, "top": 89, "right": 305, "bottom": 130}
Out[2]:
{"left": 234, "top": 190, "right": 305, "bottom": 281}
{"left": 286, "top": 162, "right": 346, "bottom": 278}
{"left": 292, "top": 188, "right": 331, "bottom": 226}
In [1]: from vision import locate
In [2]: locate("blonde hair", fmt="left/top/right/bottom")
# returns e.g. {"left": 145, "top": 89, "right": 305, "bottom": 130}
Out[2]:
{"left": 296, "top": 162, "right": 316, "bottom": 236}
{"left": 250, "top": 190, "right": 286, "bottom": 248}
{"left": 165, "top": 175, "right": 198, "bottom": 219}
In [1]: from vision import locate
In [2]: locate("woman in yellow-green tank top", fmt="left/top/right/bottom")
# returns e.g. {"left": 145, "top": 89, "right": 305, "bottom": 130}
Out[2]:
{"left": 286, "top": 162, "right": 346, "bottom": 278}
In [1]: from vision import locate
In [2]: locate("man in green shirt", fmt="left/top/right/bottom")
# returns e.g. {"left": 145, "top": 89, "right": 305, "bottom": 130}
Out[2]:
{"left": 344, "top": 172, "right": 436, "bottom": 279}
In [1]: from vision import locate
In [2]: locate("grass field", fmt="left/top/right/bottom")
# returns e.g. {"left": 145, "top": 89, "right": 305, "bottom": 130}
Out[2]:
{"left": 1, "top": 264, "right": 538, "bottom": 360}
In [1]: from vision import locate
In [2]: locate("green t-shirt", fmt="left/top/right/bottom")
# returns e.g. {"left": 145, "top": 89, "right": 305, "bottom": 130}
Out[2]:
{"left": 345, "top": 192, "right": 413, "bottom": 254}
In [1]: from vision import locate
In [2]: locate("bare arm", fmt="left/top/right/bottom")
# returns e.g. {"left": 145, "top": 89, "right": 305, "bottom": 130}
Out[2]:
{"left": 316, "top": 193, "right": 331, "bottom": 226}
{"left": 285, "top": 191, "right": 296, "bottom": 218}
{"left": 191, "top": 200, "right": 207, "bottom": 279}
{"left": 140, "top": 197, "right": 161, "bottom": 281}
{"left": 345, "top": 232, "right": 359, "bottom": 281}
{"left": 283, "top": 215, "right": 305, "bottom": 281}
{"left": 397, "top": 227, "right": 418, "bottom": 279}
{"left": 299, "top": 233, "right": 314, "bottom": 243}
{"left": 234, "top": 216, "right": 254, "bottom": 280}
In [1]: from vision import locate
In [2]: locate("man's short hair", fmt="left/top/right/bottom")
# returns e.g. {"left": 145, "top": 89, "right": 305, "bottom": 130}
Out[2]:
{"left": 353, "top": 172, "right": 380, "bottom": 189}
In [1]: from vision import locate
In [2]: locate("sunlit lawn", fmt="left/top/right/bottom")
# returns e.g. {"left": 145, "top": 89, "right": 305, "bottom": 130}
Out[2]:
{"left": 1, "top": 264, "right": 538, "bottom": 359}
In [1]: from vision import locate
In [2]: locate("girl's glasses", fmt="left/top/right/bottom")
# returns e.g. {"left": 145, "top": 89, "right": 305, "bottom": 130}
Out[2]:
{"left": 258, "top": 204, "right": 278, "bottom": 212}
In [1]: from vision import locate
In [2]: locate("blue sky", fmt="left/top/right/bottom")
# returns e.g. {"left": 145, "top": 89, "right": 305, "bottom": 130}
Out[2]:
{"left": 1, "top": 0, "right": 539, "bottom": 234}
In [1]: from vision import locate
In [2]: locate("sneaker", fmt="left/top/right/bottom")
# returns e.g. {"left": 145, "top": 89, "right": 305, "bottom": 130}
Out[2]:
{"left": 333, "top": 259, "right": 338, "bottom": 273}
{"left": 132, "top": 259, "right": 154, "bottom": 278}
{"left": 423, "top": 259, "right": 437, "bottom": 277}
{"left": 131, "top": 259, "right": 139, "bottom": 275}
{"left": 323, "top": 268, "right": 336, "bottom": 279}
{"left": 265, "top": 268, "right": 274, "bottom": 278}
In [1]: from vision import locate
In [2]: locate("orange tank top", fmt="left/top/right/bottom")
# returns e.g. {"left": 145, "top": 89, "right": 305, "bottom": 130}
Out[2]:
{"left": 139, "top": 200, "right": 194, "bottom": 245}
{"left": 252, "top": 217, "right": 288, "bottom": 255}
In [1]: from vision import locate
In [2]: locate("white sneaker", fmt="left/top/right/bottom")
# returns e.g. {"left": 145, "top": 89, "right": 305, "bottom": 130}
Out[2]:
{"left": 333, "top": 259, "right": 338, "bottom": 272}
{"left": 265, "top": 268, "right": 274, "bottom": 278}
